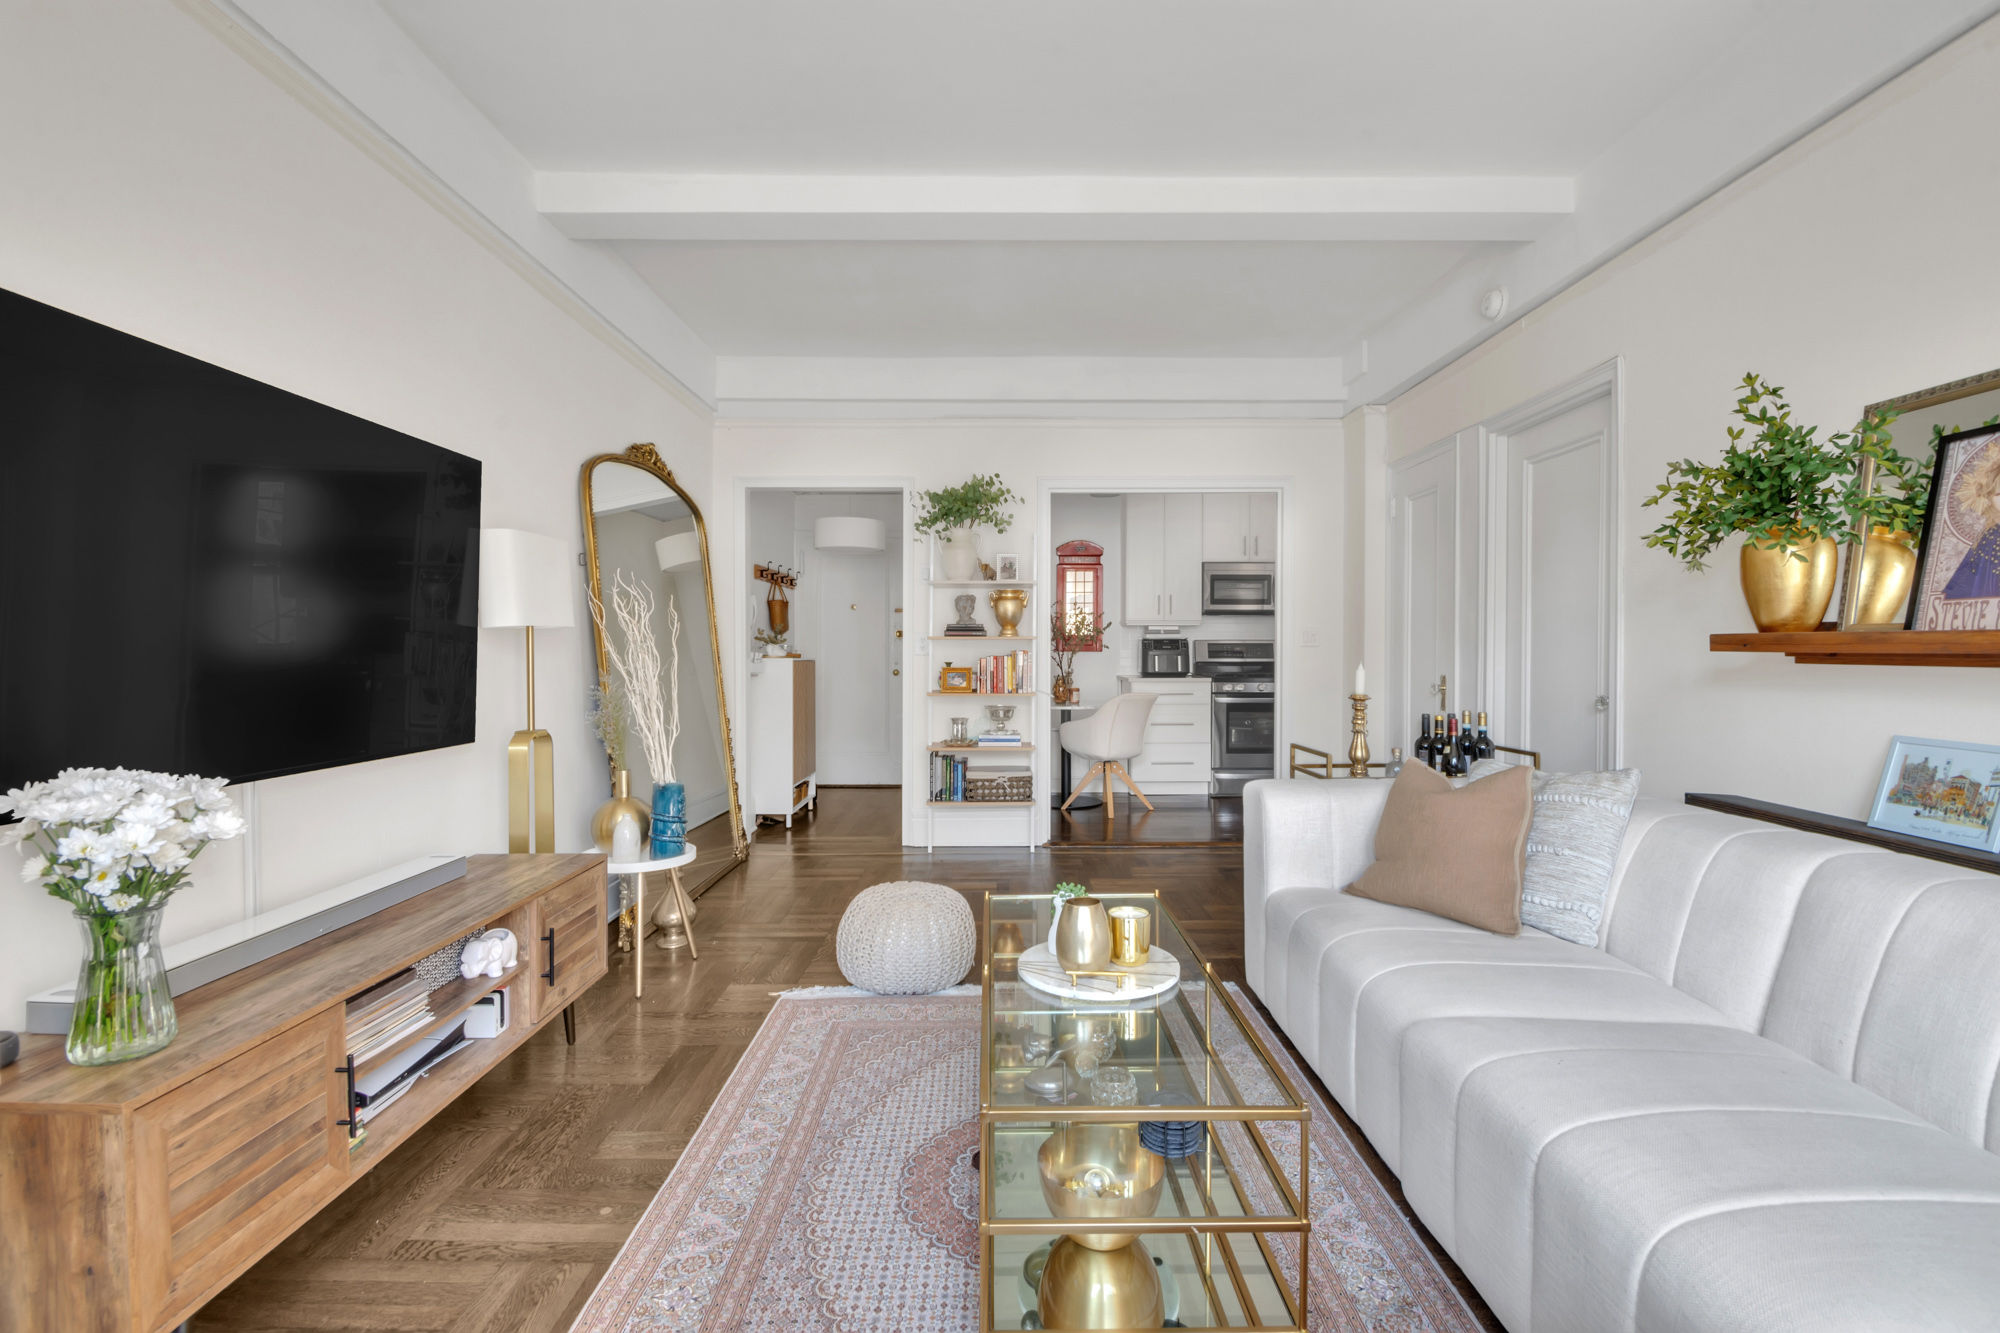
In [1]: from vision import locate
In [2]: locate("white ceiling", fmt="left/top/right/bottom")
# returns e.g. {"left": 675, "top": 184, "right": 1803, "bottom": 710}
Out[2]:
{"left": 612, "top": 239, "right": 1482, "bottom": 357}
{"left": 376, "top": 0, "right": 1770, "bottom": 176}
{"left": 236, "top": 0, "right": 1998, "bottom": 407}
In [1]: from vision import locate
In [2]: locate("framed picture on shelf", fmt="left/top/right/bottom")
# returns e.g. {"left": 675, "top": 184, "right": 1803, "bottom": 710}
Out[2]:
{"left": 1867, "top": 735, "right": 2000, "bottom": 853}
{"left": 938, "top": 664, "right": 976, "bottom": 692}
{"left": 995, "top": 553, "right": 1020, "bottom": 581}
{"left": 1906, "top": 424, "right": 2000, "bottom": 632}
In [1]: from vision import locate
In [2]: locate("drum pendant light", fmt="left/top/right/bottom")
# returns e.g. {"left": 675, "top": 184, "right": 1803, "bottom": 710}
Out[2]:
{"left": 813, "top": 515, "right": 885, "bottom": 554}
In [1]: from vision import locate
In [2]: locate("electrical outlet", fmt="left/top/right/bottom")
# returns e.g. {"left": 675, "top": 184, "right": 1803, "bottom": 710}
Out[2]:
{"left": 1300, "top": 630, "right": 1319, "bottom": 647}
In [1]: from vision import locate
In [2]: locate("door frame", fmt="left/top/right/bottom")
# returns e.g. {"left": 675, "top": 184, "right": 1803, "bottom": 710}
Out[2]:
{"left": 732, "top": 476, "right": 916, "bottom": 841}
{"left": 1479, "top": 358, "right": 1625, "bottom": 768}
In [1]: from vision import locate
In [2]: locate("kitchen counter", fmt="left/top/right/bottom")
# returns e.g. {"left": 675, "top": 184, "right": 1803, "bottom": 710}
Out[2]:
{"left": 1116, "top": 675, "right": 1213, "bottom": 794}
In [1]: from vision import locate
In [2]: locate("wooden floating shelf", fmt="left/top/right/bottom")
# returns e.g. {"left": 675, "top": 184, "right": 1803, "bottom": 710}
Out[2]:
{"left": 927, "top": 800, "right": 1038, "bottom": 807}
{"left": 928, "top": 691, "right": 1040, "bottom": 698}
{"left": 928, "top": 635, "right": 1038, "bottom": 642}
{"left": 929, "top": 743, "right": 1035, "bottom": 752}
{"left": 1709, "top": 628, "right": 2000, "bottom": 667}
{"left": 929, "top": 580, "right": 1039, "bottom": 589}
{"left": 1686, "top": 794, "right": 2000, "bottom": 876}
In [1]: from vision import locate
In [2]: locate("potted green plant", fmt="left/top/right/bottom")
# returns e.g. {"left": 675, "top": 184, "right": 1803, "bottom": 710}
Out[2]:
{"left": 915, "top": 474, "right": 1024, "bottom": 581}
{"left": 1643, "top": 374, "right": 1873, "bottom": 631}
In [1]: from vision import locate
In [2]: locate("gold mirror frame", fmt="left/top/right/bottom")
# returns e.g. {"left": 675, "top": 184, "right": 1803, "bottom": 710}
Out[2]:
{"left": 580, "top": 443, "right": 748, "bottom": 894}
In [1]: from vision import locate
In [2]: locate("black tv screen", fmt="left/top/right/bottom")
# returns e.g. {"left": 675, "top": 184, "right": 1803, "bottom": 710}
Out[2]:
{"left": 0, "top": 286, "right": 480, "bottom": 793}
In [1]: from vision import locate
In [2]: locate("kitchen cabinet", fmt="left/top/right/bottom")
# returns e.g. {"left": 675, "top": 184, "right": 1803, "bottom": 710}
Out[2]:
{"left": 1115, "top": 675, "right": 1213, "bottom": 794}
{"left": 1122, "top": 493, "right": 1203, "bottom": 625}
{"left": 1202, "top": 491, "right": 1279, "bottom": 561}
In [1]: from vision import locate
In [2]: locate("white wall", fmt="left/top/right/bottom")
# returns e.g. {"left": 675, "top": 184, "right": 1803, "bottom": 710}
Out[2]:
{"left": 0, "top": 2, "right": 713, "bottom": 1028}
{"left": 713, "top": 421, "right": 1343, "bottom": 845}
{"left": 1362, "top": 16, "right": 2000, "bottom": 815}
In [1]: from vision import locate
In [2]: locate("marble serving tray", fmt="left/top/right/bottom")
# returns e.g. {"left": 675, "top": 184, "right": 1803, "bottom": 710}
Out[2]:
{"left": 1016, "top": 940, "right": 1181, "bottom": 1002}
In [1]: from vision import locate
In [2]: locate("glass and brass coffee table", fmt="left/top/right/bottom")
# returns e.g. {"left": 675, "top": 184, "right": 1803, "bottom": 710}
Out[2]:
{"left": 979, "top": 893, "right": 1310, "bottom": 1331}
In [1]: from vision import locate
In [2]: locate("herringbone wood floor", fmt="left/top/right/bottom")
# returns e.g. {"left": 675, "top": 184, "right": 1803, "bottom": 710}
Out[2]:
{"left": 196, "top": 787, "right": 1495, "bottom": 1332}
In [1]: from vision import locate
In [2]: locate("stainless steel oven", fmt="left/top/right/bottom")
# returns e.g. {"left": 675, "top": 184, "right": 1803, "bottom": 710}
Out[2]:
{"left": 1195, "top": 640, "right": 1274, "bottom": 795}
{"left": 1202, "top": 562, "right": 1276, "bottom": 615}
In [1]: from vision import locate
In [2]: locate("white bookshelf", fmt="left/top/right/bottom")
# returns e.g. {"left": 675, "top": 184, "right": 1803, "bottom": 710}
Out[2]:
{"left": 919, "top": 541, "right": 1041, "bottom": 851}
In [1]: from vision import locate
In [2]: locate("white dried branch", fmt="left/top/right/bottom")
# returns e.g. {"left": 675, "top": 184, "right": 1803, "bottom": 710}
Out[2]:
{"left": 589, "top": 571, "right": 678, "bottom": 784}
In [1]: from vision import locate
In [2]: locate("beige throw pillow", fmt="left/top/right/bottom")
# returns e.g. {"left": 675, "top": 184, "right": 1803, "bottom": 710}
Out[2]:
{"left": 1346, "top": 761, "right": 1534, "bottom": 934}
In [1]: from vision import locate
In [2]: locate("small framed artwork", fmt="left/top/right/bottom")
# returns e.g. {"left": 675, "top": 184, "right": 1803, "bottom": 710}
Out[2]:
{"left": 1906, "top": 424, "right": 2000, "bottom": 631}
{"left": 938, "top": 664, "right": 976, "bottom": 693}
{"left": 1867, "top": 735, "right": 2000, "bottom": 853}
{"left": 995, "top": 553, "right": 1021, "bottom": 581}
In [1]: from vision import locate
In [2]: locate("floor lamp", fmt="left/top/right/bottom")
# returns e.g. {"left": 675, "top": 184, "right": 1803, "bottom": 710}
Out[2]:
{"left": 480, "top": 528, "right": 575, "bottom": 854}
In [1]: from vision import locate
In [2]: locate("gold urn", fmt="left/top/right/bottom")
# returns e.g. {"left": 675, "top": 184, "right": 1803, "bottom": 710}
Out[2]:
{"left": 1851, "top": 527, "right": 1918, "bottom": 626}
{"left": 1037, "top": 1122, "right": 1168, "bottom": 1250}
{"left": 1739, "top": 531, "right": 1838, "bottom": 631}
{"left": 1037, "top": 1236, "right": 1166, "bottom": 1329}
{"left": 990, "top": 587, "right": 1030, "bottom": 637}
{"left": 590, "top": 769, "right": 653, "bottom": 852}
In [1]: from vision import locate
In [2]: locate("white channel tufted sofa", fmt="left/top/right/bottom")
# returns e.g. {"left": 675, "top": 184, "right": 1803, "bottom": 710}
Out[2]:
{"left": 1244, "top": 779, "right": 2000, "bottom": 1333}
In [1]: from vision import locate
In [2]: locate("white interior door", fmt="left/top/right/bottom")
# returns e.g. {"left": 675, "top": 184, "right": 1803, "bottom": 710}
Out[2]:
{"left": 1387, "top": 442, "right": 1463, "bottom": 760}
{"left": 817, "top": 549, "right": 898, "bottom": 781}
{"left": 1494, "top": 390, "right": 1618, "bottom": 771}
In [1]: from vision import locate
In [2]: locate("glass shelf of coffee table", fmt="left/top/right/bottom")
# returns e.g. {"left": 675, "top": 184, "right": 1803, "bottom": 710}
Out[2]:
{"left": 978, "top": 893, "right": 1310, "bottom": 1332}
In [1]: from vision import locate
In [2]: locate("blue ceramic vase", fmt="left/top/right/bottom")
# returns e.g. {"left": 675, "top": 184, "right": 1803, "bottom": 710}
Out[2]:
{"left": 650, "top": 781, "right": 686, "bottom": 859}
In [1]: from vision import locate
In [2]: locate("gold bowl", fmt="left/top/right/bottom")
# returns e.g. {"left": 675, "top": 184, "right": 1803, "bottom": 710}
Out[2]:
{"left": 1037, "top": 1122, "right": 1167, "bottom": 1251}
{"left": 1037, "top": 1235, "right": 1165, "bottom": 1329}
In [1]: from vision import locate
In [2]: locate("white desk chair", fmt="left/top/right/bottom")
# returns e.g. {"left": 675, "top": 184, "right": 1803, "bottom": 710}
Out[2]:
{"left": 1058, "top": 692, "right": 1158, "bottom": 817}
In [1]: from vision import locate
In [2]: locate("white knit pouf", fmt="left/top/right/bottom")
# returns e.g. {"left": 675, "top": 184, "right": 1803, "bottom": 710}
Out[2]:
{"left": 836, "top": 881, "right": 977, "bottom": 995}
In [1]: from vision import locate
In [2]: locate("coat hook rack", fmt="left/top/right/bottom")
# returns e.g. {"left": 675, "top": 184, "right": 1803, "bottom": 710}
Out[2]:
{"left": 755, "top": 564, "right": 799, "bottom": 589}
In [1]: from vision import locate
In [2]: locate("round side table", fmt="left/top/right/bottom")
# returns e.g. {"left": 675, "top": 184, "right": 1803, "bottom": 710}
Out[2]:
{"left": 607, "top": 843, "right": 699, "bottom": 996}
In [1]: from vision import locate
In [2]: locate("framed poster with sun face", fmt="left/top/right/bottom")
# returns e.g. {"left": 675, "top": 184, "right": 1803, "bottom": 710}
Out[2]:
{"left": 1908, "top": 424, "right": 2000, "bottom": 631}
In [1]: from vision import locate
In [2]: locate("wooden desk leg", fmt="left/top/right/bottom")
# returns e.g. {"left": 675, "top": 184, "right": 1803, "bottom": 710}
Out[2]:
{"left": 670, "top": 867, "right": 699, "bottom": 960}
{"left": 635, "top": 871, "right": 645, "bottom": 998}
{"left": 563, "top": 1003, "right": 577, "bottom": 1045}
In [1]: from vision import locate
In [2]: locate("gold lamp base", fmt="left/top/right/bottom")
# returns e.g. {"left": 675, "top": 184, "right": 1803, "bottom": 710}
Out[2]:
{"left": 1037, "top": 1235, "right": 1165, "bottom": 1330}
{"left": 507, "top": 727, "right": 554, "bottom": 854}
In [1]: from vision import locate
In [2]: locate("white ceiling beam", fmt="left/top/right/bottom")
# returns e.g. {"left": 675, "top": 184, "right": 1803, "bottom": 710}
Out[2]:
{"left": 713, "top": 355, "right": 1345, "bottom": 419}
{"left": 537, "top": 174, "right": 1573, "bottom": 242}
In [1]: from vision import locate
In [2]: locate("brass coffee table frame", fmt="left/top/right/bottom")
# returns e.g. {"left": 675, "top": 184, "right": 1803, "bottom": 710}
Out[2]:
{"left": 978, "top": 892, "right": 1312, "bottom": 1332}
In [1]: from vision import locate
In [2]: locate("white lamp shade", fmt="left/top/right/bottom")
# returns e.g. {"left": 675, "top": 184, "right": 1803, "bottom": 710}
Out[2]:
{"left": 655, "top": 531, "right": 703, "bottom": 572}
{"left": 478, "top": 528, "right": 575, "bottom": 629}
{"left": 814, "top": 516, "right": 885, "bottom": 553}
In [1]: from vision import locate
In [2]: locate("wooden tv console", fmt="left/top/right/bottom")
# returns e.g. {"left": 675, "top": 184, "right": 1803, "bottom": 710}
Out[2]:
{"left": 0, "top": 853, "right": 607, "bottom": 1333}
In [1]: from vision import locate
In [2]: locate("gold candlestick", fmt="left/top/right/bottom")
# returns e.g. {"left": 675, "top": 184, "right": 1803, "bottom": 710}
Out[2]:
{"left": 1348, "top": 693, "right": 1371, "bottom": 777}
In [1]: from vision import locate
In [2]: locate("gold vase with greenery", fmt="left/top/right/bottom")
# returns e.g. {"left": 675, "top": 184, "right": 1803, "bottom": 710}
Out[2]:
{"left": 1645, "top": 374, "right": 1913, "bottom": 631}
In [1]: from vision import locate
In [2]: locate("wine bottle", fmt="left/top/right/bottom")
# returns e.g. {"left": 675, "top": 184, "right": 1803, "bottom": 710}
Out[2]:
{"left": 1475, "top": 711, "right": 1494, "bottom": 760}
{"left": 1415, "top": 715, "right": 1433, "bottom": 769}
{"left": 1459, "top": 710, "right": 1476, "bottom": 770}
{"left": 1442, "top": 715, "right": 1462, "bottom": 776}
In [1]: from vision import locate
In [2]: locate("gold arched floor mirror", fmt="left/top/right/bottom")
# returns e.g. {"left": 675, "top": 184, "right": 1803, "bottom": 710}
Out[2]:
{"left": 581, "top": 444, "right": 747, "bottom": 919}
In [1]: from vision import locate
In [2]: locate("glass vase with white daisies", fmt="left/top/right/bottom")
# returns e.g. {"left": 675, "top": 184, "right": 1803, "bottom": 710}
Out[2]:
{"left": 4, "top": 768, "right": 245, "bottom": 1065}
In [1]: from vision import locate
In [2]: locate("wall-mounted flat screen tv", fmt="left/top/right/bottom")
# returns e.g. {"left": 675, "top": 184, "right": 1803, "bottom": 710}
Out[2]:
{"left": 0, "top": 286, "right": 480, "bottom": 794}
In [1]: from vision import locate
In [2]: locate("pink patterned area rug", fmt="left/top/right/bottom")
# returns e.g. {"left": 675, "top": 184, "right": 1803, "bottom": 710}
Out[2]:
{"left": 570, "top": 987, "right": 1480, "bottom": 1332}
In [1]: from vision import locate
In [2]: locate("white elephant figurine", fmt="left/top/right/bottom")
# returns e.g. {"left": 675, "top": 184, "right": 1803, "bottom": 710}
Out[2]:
{"left": 459, "top": 928, "right": 518, "bottom": 979}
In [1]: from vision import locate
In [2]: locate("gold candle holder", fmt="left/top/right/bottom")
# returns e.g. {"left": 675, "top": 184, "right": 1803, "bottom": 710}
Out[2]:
{"left": 1349, "top": 692, "right": 1371, "bottom": 777}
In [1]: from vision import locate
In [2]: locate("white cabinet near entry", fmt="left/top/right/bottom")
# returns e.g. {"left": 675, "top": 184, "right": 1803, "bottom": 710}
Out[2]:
{"left": 1123, "top": 493, "right": 1203, "bottom": 624}
{"left": 1202, "top": 492, "right": 1279, "bottom": 561}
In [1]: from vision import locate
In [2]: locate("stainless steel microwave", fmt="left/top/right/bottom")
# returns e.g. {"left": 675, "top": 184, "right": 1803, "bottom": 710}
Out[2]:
{"left": 1202, "top": 562, "right": 1276, "bottom": 615}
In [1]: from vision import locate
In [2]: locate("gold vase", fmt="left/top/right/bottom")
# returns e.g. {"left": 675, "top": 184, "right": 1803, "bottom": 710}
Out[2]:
{"left": 590, "top": 769, "right": 653, "bottom": 852}
{"left": 1739, "top": 532, "right": 1838, "bottom": 632}
{"left": 1053, "top": 896, "right": 1111, "bottom": 971}
{"left": 990, "top": 587, "right": 1029, "bottom": 637}
{"left": 1852, "top": 527, "right": 1918, "bottom": 626}
{"left": 1037, "top": 1236, "right": 1165, "bottom": 1329}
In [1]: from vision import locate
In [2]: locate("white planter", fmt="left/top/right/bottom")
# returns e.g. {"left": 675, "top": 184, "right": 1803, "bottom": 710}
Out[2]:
{"left": 940, "top": 530, "right": 981, "bottom": 581}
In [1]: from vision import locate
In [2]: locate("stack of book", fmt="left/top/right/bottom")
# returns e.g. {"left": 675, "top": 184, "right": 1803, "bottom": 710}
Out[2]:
{"left": 345, "top": 969, "right": 433, "bottom": 1062}
{"left": 975, "top": 649, "right": 1033, "bottom": 693}
{"left": 976, "top": 732, "right": 1025, "bottom": 747}
{"left": 942, "top": 622, "right": 988, "bottom": 637}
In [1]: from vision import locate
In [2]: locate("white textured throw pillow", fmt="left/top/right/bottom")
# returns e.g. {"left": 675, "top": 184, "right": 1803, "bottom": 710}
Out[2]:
{"left": 1467, "top": 758, "right": 1641, "bottom": 947}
